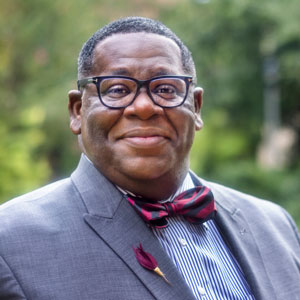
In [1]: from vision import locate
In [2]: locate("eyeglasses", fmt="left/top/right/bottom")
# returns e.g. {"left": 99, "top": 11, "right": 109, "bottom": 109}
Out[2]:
{"left": 77, "top": 75, "right": 193, "bottom": 109}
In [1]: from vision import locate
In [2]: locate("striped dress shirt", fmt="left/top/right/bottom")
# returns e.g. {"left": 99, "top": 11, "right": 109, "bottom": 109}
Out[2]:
{"left": 152, "top": 174, "right": 255, "bottom": 299}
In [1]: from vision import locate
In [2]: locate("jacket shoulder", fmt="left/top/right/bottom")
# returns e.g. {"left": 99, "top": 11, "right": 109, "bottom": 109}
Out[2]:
{"left": 0, "top": 178, "right": 80, "bottom": 233}
{"left": 200, "top": 176, "right": 285, "bottom": 212}
{"left": 199, "top": 177, "right": 300, "bottom": 245}
{"left": 1, "top": 179, "right": 68, "bottom": 208}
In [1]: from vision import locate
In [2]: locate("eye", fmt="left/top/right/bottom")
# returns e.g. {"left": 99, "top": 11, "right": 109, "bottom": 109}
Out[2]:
{"left": 103, "top": 85, "right": 130, "bottom": 98}
{"left": 153, "top": 85, "right": 177, "bottom": 99}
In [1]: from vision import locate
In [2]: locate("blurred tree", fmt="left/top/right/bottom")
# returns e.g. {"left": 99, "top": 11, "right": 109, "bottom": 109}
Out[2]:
{"left": 160, "top": 0, "right": 300, "bottom": 225}
{"left": 1, "top": 0, "right": 299, "bottom": 226}
{"left": 0, "top": 0, "right": 175, "bottom": 202}
{"left": 0, "top": 0, "right": 108, "bottom": 202}
{"left": 161, "top": 0, "right": 299, "bottom": 166}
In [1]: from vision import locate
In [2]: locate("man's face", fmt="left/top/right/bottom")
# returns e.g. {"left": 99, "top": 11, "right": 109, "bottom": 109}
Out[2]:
{"left": 69, "top": 32, "right": 203, "bottom": 198}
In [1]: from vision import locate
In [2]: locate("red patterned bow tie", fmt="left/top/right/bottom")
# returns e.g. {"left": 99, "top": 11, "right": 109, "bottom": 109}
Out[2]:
{"left": 127, "top": 186, "right": 217, "bottom": 228}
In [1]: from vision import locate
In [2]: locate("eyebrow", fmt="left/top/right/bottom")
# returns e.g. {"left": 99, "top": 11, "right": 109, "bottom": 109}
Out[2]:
{"left": 107, "top": 67, "right": 177, "bottom": 78}
{"left": 151, "top": 69, "right": 173, "bottom": 77}
{"left": 109, "top": 68, "right": 130, "bottom": 76}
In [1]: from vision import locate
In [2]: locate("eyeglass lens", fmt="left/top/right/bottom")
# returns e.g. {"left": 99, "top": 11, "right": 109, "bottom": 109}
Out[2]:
{"left": 99, "top": 77, "right": 187, "bottom": 108}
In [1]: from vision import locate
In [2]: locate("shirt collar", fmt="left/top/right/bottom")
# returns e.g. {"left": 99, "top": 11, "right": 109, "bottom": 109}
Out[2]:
{"left": 161, "top": 173, "right": 194, "bottom": 203}
{"left": 117, "top": 173, "right": 194, "bottom": 203}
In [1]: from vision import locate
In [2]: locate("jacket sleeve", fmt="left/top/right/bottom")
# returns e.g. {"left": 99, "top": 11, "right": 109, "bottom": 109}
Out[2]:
{"left": 0, "top": 255, "right": 27, "bottom": 300}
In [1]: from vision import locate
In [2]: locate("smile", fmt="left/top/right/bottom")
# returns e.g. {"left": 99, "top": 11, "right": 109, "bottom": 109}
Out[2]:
{"left": 122, "top": 135, "right": 168, "bottom": 147}
{"left": 117, "top": 128, "right": 171, "bottom": 148}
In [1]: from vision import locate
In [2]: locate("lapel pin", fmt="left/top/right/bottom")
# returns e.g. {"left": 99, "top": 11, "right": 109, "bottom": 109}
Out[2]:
{"left": 133, "top": 243, "right": 171, "bottom": 285}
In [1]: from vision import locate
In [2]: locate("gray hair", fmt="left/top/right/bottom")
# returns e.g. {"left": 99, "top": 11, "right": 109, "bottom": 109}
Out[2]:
{"left": 78, "top": 16, "right": 196, "bottom": 80}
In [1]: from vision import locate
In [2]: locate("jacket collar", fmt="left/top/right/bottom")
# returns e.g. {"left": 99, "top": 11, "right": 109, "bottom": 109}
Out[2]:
{"left": 190, "top": 172, "right": 276, "bottom": 300}
{"left": 71, "top": 155, "right": 196, "bottom": 300}
{"left": 71, "top": 156, "right": 276, "bottom": 299}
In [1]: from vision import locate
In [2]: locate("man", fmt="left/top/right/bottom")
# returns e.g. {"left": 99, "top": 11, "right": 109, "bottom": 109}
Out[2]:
{"left": 0, "top": 17, "right": 299, "bottom": 300}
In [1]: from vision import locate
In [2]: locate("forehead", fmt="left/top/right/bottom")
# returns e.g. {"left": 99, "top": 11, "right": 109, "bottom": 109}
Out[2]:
{"left": 91, "top": 32, "right": 184, "bottom": 77}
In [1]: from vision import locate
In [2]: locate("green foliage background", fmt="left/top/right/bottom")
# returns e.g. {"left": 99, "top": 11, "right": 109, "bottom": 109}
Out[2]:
{"left": 1, "top": 0, "right": 299, "bottom": 226}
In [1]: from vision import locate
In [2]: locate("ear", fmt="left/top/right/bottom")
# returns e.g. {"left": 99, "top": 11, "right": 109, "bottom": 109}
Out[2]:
{"left": 68, "top": 90, "right": 82, "bottom": 135}
{"left": 193, "top": 87, "right": 204, "bottom": 131}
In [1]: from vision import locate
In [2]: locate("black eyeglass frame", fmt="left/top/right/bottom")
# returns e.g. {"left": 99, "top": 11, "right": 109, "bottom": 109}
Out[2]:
{"left": 77, "top": 75, "right": 193, "bottom": 109}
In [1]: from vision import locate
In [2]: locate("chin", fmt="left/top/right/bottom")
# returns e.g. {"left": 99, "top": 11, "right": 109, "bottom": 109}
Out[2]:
{"left": 119, "top": 159, "right": 172, "bottom": 181}
{"left": 126, "top": 167, "right": 169, "bottom": 181}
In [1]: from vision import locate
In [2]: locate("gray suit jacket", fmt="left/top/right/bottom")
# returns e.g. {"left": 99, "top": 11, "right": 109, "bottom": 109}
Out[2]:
{"left": 0, "top": 155, "right": 300, "bottom": 300}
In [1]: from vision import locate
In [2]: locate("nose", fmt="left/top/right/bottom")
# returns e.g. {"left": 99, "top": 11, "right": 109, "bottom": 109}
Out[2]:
{"left": 123, "top": 88, "right": 164, "bottom": 120}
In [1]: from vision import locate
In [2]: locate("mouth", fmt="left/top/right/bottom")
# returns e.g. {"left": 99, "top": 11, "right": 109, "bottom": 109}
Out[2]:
{"left": 117, "top": 129, "right": 171, "bottom": 148}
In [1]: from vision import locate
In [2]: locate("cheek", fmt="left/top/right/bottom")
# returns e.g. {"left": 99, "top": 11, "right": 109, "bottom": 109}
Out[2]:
{"left": 170, "top": 110, "right": 196, "bottom": 151}
{"left": 180, "top": 122, "right": 195, "bottom": 156}
{"left": 81, "top": 104, "right": 122, "bottom": 151}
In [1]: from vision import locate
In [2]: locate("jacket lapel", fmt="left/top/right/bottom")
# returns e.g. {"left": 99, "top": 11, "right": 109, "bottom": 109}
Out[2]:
{"left": 71, "top": 156, "right": 196, "bottom": 300}
{"left": 198, "top": 176, "right": 277, "bottom": 300}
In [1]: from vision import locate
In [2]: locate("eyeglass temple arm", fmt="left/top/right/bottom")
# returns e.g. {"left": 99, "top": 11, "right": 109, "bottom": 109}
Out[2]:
{"left": 77, "top": 78, "right": 97, "bottom": 91}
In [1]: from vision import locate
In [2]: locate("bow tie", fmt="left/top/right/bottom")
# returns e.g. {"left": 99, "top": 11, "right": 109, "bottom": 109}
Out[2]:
{"left": 127, "top": 186, "right": 216, "bottom": 228}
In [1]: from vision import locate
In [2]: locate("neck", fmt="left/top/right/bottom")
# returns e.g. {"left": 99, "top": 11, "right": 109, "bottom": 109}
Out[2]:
{"left": 106, "top": 168, "right": 189, "bottom": 201}
{"left": 84, "top": 153, "right": 190, "bottom": 201}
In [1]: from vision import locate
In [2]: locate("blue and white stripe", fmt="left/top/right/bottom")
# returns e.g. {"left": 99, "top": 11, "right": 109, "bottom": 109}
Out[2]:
{"left": 152, "top": 174, "right": 255, "bottom": 299}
